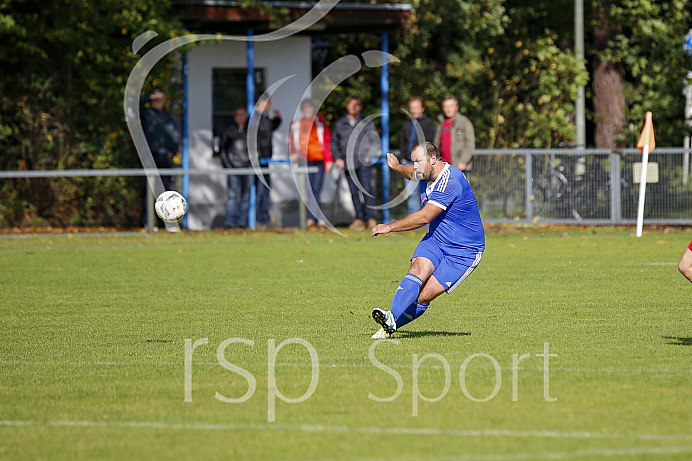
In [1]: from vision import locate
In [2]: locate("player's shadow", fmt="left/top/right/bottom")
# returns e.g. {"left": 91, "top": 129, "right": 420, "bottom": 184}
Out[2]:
{"left": 662, "top": 336, "right": 692, "bottom": 346}
{"left": 396, "top": 331, "right": 471, "bottom": 338}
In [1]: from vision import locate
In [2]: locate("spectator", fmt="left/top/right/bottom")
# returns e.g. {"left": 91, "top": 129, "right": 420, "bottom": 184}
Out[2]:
{"left": 434, "top": 96, "right": 475, "bottom": 172}
{"left": 398, "top": 96, "right": 437, "bottom": 215}
{"left": 140, "top": 89, "right": 180, "bottom": 227}
{"left": 289, "top": 98, "right": 333, "bottom": 228}
{"left": 679, "top": 238, "right": 692, "bottom": 282}
{"left": 220, "top": 107, "right": 253, "bottom": 229}
{"left": 331, "top": 97, "right": 381, "bottom": 231}
{"left": 253, "top": 95, "right": 282, "bottom": 228}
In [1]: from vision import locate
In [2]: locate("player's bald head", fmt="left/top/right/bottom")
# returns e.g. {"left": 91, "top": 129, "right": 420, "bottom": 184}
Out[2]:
{"left": 412, "top": 142, "right": 441, "bottom": 161}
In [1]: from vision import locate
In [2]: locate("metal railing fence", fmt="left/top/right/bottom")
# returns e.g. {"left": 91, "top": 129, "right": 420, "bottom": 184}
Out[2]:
{"left": 467, "top": 147, "right": 692, "bottom": 225}
{"left": 0, "top": 163, "right": 318, "bottom": 232}
{"left": 2, "top": 148, "right": 692, "bottom": 229}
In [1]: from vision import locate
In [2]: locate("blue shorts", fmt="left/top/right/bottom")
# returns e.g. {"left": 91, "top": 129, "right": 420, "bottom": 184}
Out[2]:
{"left": 412, "top": 235, "right": 483, "bottom": 294}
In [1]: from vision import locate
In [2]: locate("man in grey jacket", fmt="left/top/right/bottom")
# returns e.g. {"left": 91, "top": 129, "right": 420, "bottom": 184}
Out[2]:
{"left": 331, "top": 97, "right": 381, "bottom": 230}
{"left": 433, "top": 96, "right": 475, "bottom": 172}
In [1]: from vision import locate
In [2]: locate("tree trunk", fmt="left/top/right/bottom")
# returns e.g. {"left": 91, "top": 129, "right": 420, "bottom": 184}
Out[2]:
{"left": 593, "top": 60, "right": 626, "bottom": 148}
{"left": 592, "top": 0, "right": 626, "bottom": 148}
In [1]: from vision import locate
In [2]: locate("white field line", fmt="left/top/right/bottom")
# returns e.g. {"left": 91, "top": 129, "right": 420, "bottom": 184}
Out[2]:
{"left": 2, "top": 360, "right": 691, "bottom": 375}
{"left": 355, "top": 444, "right": 692, "bottom": 461}
{"left": 1, "top": 419, "right": 691, "bottom": 443}
{"left": 642, "top": 262, "right": 678, "bottom": 265}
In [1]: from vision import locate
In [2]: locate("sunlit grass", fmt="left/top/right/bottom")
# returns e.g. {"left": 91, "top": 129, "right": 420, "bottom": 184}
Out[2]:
{"left": 1, "top": 226, "right": 691, "bottom": 460}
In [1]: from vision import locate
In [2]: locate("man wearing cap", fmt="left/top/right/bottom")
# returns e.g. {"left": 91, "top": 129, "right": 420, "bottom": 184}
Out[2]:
{"left": 141, "top": 89, "right": 180, "bottom": 192}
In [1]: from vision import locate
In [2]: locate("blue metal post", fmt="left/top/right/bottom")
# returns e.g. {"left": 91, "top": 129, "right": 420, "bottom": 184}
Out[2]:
{"left": 380, "top": 32, "right": 390, "bottom": 223}
{"left": 246, "top": 29, "right": 257, "bottom": 229}
{"left": 525, "top": 152, "right": 532, "bottom": 222}
{"left": 181, "top": 52, "right": 190, "bottom": 229}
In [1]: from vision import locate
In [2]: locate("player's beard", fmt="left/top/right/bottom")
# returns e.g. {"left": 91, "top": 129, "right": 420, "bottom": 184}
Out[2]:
{"left": 416, "top": 167, "right": 432, "bottom": 182}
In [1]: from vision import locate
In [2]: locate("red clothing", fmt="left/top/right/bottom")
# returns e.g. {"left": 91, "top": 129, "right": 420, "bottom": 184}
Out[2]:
{"left": 439, "top": 118, "right": 454, "bottom": 163}
{"left": 688, "top": 239, "right": 692, "bottom": 252}
{"left": 289, "top": 116, "right": 333, "bottom": 166}
{"left": 300, "top": 119, "right": 324, "bottom": 161}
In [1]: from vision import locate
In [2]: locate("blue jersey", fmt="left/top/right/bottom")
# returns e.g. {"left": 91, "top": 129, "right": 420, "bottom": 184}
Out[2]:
{"left": 420, "top": 164, "right": 485, "bottom": 253}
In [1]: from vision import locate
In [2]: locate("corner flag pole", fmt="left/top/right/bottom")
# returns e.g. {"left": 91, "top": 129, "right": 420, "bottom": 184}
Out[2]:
{"left": 635, "top": 111, "right": 656, "bottom": 237}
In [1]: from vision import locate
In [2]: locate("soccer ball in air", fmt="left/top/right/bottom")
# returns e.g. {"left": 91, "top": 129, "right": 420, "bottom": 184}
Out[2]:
{"left": 155, "top": 191, "right": 187, "bottom": 223}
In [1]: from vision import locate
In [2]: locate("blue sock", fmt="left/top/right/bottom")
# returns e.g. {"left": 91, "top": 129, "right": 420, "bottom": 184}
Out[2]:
{"left": 390, "top": 273, "right": 423, "bottom": 329}
{"left": 415, "top": 302, "right": 429, "bottom": 319}
{"left": 396, "top": 302, "right": 429, "bottom": 329}
{"left": 396, "top": 302, "right": 429, "bottom": 330}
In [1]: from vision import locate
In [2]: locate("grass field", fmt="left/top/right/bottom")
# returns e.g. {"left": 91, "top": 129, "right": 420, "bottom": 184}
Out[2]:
{"left": 1, "top": 225, "right": 691, "bottom": 460}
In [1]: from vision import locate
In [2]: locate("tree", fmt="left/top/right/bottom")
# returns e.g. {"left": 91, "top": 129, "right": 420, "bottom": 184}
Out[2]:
{"left": 471, "top": 0, "right": 588, "bottom": 148}
{"left": 593, "top": 0, "right": 691, "bottom": 147}
{"left": 386, "top": 0, "right": 587, "bottom": 148}
{"left": 392, "top": 0, "right": 691, "bottom": 148}
{"left": 592, "top": 0, "right": 626, "bottom": 148}
{"left": 0, "top": 0, "right": 184, "bottom": 227}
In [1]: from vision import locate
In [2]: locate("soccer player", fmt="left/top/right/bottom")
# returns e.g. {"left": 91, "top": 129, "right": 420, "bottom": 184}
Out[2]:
{"left": 370, "top": 142, "right": 485, "bottom": 338}
{"left": 678, "top": 239, "right": 692, "bottom": 282}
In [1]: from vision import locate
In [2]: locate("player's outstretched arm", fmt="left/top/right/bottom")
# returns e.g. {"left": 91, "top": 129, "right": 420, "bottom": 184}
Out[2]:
{"left": 679, "top": 248, "right": 692, "bottom": 282}
{"left": 372, "top": 203, "right": 443, "bottom": 237}
{"left": 386, "top": 153, "right": 416, "bottom": 180}
{"left": 371, "top": 223, "right": 392, "bottom": 236}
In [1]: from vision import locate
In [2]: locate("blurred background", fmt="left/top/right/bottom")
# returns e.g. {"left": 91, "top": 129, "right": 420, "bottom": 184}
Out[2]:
{"left": 1, "top": 0, "right": 691, "bottom": 229}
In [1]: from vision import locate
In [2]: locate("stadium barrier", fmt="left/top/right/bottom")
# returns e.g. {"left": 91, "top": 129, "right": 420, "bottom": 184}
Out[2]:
{"left": 384, "top": 147, "right": 692, "bottom": 226}
{"left": 2, "top": 148, "right": 691, "bottom": 229}
{"left": 0, "top": 163, "right": 318, "bottom": 233}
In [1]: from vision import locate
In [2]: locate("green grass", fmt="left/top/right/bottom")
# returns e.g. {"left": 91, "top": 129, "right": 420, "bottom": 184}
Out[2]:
{"left": 1, "top": 226, "right": 691, "bottom": 460}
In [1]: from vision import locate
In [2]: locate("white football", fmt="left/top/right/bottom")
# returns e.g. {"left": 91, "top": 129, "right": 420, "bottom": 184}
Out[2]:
{"left": 155, "top": 191, "right": 187, "bottom": 223}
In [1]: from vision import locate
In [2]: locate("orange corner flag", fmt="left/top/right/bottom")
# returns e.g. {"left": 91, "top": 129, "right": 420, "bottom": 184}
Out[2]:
{"left": 637, "top": 111, "right": 656, "bottom": 154}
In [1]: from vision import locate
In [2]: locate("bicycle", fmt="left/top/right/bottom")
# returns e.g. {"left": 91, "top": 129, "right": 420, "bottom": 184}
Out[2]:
{"left": 504, "top": 156, "right": 610, "bottom": 220}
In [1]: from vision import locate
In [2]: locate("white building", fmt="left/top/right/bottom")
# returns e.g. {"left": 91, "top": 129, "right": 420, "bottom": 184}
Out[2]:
{"left": 176, "top": 1, "right": 411, "bottom": 229}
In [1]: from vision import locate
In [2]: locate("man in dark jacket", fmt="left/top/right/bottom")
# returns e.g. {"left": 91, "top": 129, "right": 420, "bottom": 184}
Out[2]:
{"left": 141, "top": 89, "right": 180, "bottom": 192}
{"left": 253, "top": 95, "right": 281, "bottom": 227}
{"left": 140, "top": 89, "right": 180, "bottom": 227}
{"left": 398, "top": 97, "right": 437, "bottom": 215}
{"left": 331, "top": 97, "right": 381, "bottom": 230}
{"left": 220, "top": 107, "right": 252, "bottom": 228}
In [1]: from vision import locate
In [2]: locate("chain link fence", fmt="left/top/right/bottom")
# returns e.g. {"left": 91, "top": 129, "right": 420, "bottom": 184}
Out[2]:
{"left": 3, "top": 148, "right": 692, "bottom": 228}
{"left": 384, "top": 148, "right": 692, "bottom": 225}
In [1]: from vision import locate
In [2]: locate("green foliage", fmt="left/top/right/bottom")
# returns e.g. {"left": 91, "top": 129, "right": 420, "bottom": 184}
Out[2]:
{"left": 389, "top": 0, "right": 509, "bottom": 143}
{"left": 596, "top": 0, "right": 692, "bottom": 145}
{"left": 0, "top": 0, "right": 185, "bottom": 227}
{"left": 323, "top": 0, "right": 587, "bottom": 149}
{"left": 325, "top": 0, "right": 689, "bottom": 149}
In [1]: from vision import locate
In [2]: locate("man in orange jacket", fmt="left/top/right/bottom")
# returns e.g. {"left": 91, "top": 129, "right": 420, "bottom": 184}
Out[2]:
{"left": 290, "top": 98, "right": 334, "bottom": 228}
